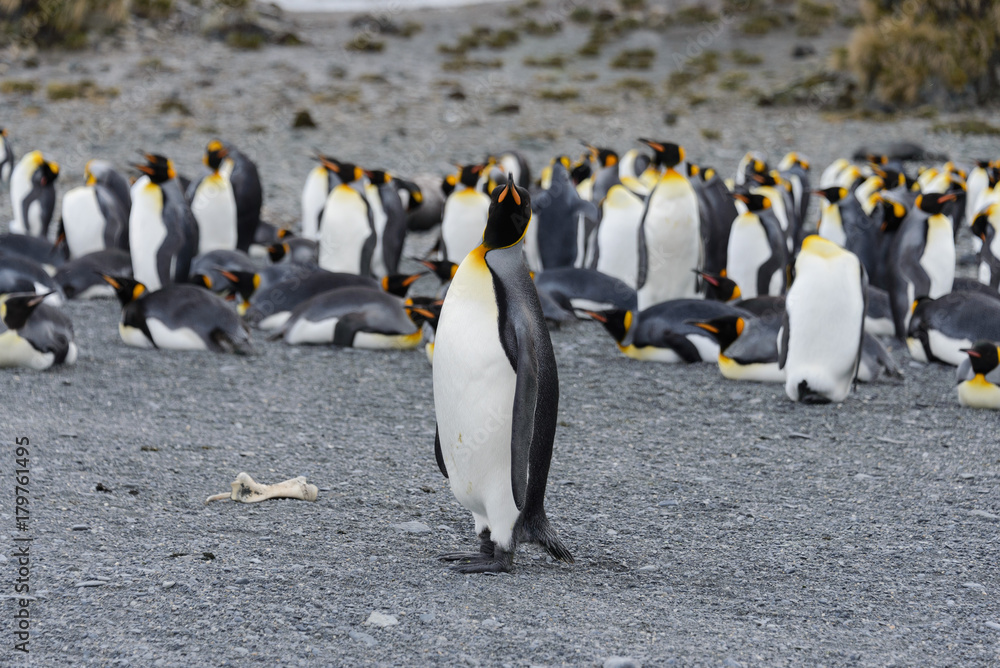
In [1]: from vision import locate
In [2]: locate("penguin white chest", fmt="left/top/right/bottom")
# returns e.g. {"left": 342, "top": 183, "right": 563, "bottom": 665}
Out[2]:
{"left": 920, "top": 216, "right": 955, "bottom": 298}
{"left": 191, "top": 173, "right": 238, "bottom": 254}
{"left": 726, "top": 213, "right": 771, "bottom": 299}
{"left": 300, "top": 166, "right": 330, "bottom": 240}
{"left": 639, "top": 173, "right": 700, "bottom": 307}
{"left": 130, "top": 182, "right": 168, "bottom": 291}
{"left": 441, "top": 190, "right": 490, "bottom": 264}
{"left": 818, "top": 205, "right": 847, "bottom": 247}
{"left": 433, "top": 252, "right": 519, "bottom": 528}
{"left": 318, "top": 186, "right": 371, "bottom": 275}
{"left": 595, "top": 189, "right": 644, "bottom": 288}
{"left": 62, "top": 186, "right": 106, "bottom": 257}
{"left": 0, "top": 330, "right": 55, "bottom": 370}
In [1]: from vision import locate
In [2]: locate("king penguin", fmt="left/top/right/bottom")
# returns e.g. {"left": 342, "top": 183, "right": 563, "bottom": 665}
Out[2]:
{"left": 972, "top": 204, "right": 1000, "bottom": 291}
{"left": 530, "top": 156, "right": 598, "bottom": 271}
{"left": 187, "top": 141, "right": 238, "bottom": 255}
{"left": 61, "top": 160, "right": 130, "bottom": 258}
{"left": 725, "top": 192, "right": 787, "bottom": 299}
{"left": 691, "top": 314, "right": 785, "bottom": 383}
{"left": 956, "top": 341, "right": 1000, "bottom": 409}
{"left": 129, "top": 154, "right": 199, "bottom": 291}
{"left": 0, "top": 128, "right": 13, "bottom": 186}
{"left": 219, "top": 142, "right": 263, "bottom": 252}
{"left": 101, "top": 274, "right": 251, "bottom": 353}
{"left": 301, "top": 153, "right": 339, "bottom": 240}
{"left": 779, "top": 235, "right": 866, "bottom": 404}
{"left": 364, "top": 169, "right": 409, "bottom": 278}
{"left": 9, "top": 150, "right": 58, "bottom": 238}
{"left": 433, "top": 174, "right": 573, "bottom": 574}
{"left": 906, "top": 292, "right": 1000, "bottom": 366}
{"left": 635, "top": 139, "right": 701, "bottom": 310}
{"left": 592, "top": 183, "right": 646, "bottom": 287}
{"left": 0, "top": 292, "right": 77, "bottom": 370}
{"left": 317, "top": 157, "right": 376, "bottom": 276}
{"left": 440, "top": 164, "right": 491, "bottom": 264}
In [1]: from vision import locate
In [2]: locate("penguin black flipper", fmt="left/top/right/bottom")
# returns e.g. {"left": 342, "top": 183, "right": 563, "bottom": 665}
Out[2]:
{"left": 778, "top": 309, "right": 790, "bottom": 370}
{"left": 509, "top": 329, "right": 539, "bottom": 511}
{"left": 636, "top": 209, "right": 650, "bottom": 290}
{"left": 434, "top": 426, "right": 449, "bottom": 479}
{"left": 359, "top": 195, "right": 377, "bottom": 278}
{"left": 95, "top": 185, "right": 130, "bottom": 250}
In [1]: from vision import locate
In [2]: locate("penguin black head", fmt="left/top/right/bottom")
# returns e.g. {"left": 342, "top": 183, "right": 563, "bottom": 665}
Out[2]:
{"left": 750, "top": 170, "right": 779, "bottom": 187}
{"left": 638, "top": 139, "right": 684, "bottom": 169}
{"left": 0, "top": 292, "right": 49, "bottom": 330}
{"left": 879, "top": 195, "right": 908, "bottom": 232}
{"left": 318, "top": 156, "right": 363, "bottom": 183}
{"left": 583, "top": 143, "right": 618, "bottom": 168}
{"left": 405, "top": 302, "right": 442, "bottom": 329}
{"left": 690, "top": 315, "right": 745, "bottom": 351}
{"left": 570, "top": 160, "right": 592, "bottom": 185}
{"left": 441, "top": 173, "right": 457, "bottom": 198}
{"left": 204, "top": 140, "right": 229, "bottom": 171}
{"left": 814, "top": 186, "right": 848, "bottom": 204}
{"left": 962, "top": 341, "right": 1000, "bottom": 376}
{"left": 36, "top": 160, "right": 59, "bottom": 187}
{"left": 365, "top": 169, "right": 392, "bottom": 185}
{"left": 585, "top": 308, "right": 633, "bottom": 344}
{"left": 135, "top": 153, "right": 175, "bottom": 184}
{"left": 381, "top": 271, "right": 427, "bottom": 297}
{"left": 393, "top": 179, "right": 423, "bottom": 211}
{"left": 99, "top": 274, "right": 148, "bottom": 306}
{"left": 192, "top": 274, "right": 214, "bottom": 290}
{"left": 457, "top": 164, "right": 484, "bottom": 188}
{"left": 415, "top": 258, "right": 458, "bottom": 282}
{"left": 865, "top": 154, "right": 889, "bottom": 166}
{"left": 695, "top": 270, "right": 741, "bottom": 302}
{"left": 733, "top": 191, "right": 771, "bottom": 212}
{"left": 267, "top": 242, "right": 290, "bottom": 263}
{"left": 686, "top": 163, "right": 702, "bottom": 180}
{"left": 219, "top": 270, "right": 260, "bottom": 301}
{"left": 972, "top": 205, "right": 996, "bottom": 242}
{"left": 483, "top": 174, "right": 532, "bottom": 250}
{"left": 915, "top": 192, "right": 957, "bottom": 216}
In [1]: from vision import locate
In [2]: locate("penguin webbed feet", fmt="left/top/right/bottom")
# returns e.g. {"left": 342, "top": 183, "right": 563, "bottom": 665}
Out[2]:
{"left": 437, "top": 530, "right": 514, "bottom": 573}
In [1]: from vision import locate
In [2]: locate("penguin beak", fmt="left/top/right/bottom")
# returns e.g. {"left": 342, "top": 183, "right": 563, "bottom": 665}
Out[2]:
{"left": 582, "top": 310, "right": 607, "bottom": 323}
{"left": 733, "top": 193, "right": 750, "bottom": 204}
{"left": 133, "top": 163, "right": 154, "bottom": 176}
{"left": 219, "top": 270, "right": 240, "bottom": 284}
{"left": 939, "top": 193, "right": 957, "bottom": 203}
{"left": 99, "top": 273, "right": 121, "bottom": 289}
{"left": 637, "top": 138, "right": 664, "bottom": 152}
{"left": 962, "top": 349, "right": 981, "bottom": 358}
{"left": 691, "top": 322, "right": 719, "bottom": 334}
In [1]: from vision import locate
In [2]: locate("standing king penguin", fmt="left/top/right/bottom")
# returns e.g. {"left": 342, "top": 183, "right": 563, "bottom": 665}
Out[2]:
{"left": 433, "top": 174, "right": 573, "bottom": 573}
{"left": 9, "top": 150, "right": 58, "bottom": 238}
{"left": 317, "top": 158, "right": 376, "bottom": 276}
{"left": 780, "top": 235, "right": 866, "bottom": 404}
{"left": 60, "top": 160, "right": 130, "bottom": 258}
{"left": 440, "top": 164, "right": 490, "bottom": 264}
{"left": 635, "top": 139, "right": 701, "bottom": 310}
{"left": 187, "top": 141, "right": 238, "bottom": 255}
{"left": 129, "top": 154, "right": 199, "bottom": 291}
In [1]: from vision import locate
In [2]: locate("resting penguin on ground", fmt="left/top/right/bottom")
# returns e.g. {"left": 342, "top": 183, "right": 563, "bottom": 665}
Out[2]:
{"left": 533, "top": 267, "right": 637, "bottom": 321}
{"left": 440, "top": 164, "right": 490, "bottom": 264}
{"left": 636, "top": 139, "right": 702, "bottom": 310}
{"left": 0, "top": 128, "right": 13, "bottom": 185}
{"left": 972, "top": 204, "right": 1000, "bottom": 290}
{"left": 0, "top": 292, "right": 77, "bottom": 370}
{"left": 887, "top": 192, "right": 957, "bottom": 340}
{"left": 530, "top": 157, "right": 598, "bottom": 271}
{"left": 433, "top": 174, "right": 573, "bottom": 574}
{"left": 589, "top": 299, "right": 750, "bottom": 363}
{"left": 956, "top": 341, "right": 1000, "bottom": 409}
{"left": 269, "top": 237, "right": 319, "bottom": 265}
{"left": 55, "top": 249, "right": 132, "bottom": 300}
{"left": 0, "top": 233, "right": 67, "bottom": 274}
{"left": 779, "top": 235, "right": 866, "bottom": 404}
{"left": 725, "top": 192, "right": 786, "bottom": 299}
{"left": 190, "top": 249, "right": 258, "bottom": 296}
{"left": 238, "top": 269, "right": 378, "bottom": 330}
{"left": 129, "top": 153, "right": 199, "bottom": 291}
{"left": 60, "top": 160, "right": 131, "bottom": 258}
{"left": 187, "top": 141, "right": 238, "bottom": 255}
{"left": 0, "top": 253, "right": 65, "bottom": 305}
{"left": 9, "top": 150, "right": 58, "bottom": 238}
{"left": 317, "top": 157, "right": 377, "bottom": 276}
{"left": 274, "top": 286, "right": 429, "bottom": 348}
{"left": 101, "top": 275, "right": 251, "bottom": 353}
{"left": 907, "top": 292, "right": 1000, "bottom": 366}
{"left": 691, "top": 314, "right": 784, "bottom": 382}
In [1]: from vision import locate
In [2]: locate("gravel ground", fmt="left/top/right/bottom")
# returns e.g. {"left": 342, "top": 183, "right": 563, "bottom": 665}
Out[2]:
{"left": 2, "top": 2, "right": 1000, "bottom": 666}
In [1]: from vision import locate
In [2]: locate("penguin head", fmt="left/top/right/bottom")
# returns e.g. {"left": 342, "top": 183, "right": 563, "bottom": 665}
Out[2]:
{"left": 219, "top": 270, "right": 259, "bottom": 302}
{"left": 35, "top": 159, "right": 59, "bottom": 187}
{"left": 395, "top": 179, "right": 423, "bottom": 211}
{"left": 814, "top": 186, "right": 847, "bottom": 204}
{"left": 570, "top": 160, "right": 592, "bottom": 185}
{"left": 416, "top": 258, "right": 458, "bottom": 282}
{"left": 914, "top": 192, "right": 957, "bottom": 216}
{"left": 192, "top": 274, "right": 214, "bottom": 290}
{"left": 733, "top": 191, "right": 771, "bottom": 212}
{"left": 585, "top": 308, "right": 633, "bottom": 344}
{"left": 638, "top": 139, "right": 684, "bottom": 169}
{"left": 365, "top": 169, "right": 392, "bottom": 185}
{"left": 405, "top": 300, "right": 442, "bottom": 329}
{"left": 961, "top": 341, "right": 1000, "bottom": 375}
{"left": 583, "top": 144, "right": 618, "bottom": 168}
{"left": 99, "top": 274, "right": 148, "bottom": 306}
{"left": 695, "top": 270, "right": 741, "bottom": 302}
{"left": 457, "top": 164, "right": 483, "bottom": 188}
{"left": 483, "top": 175, "right": 532, "bottom": 250}
{"left": 686, "top": 163, "right": 702, "bottom": 180}
{"left": 203, "top": 140, "right": 229, "bottom": 171}
{"left": 750, "top": 170, "right": 778, "bottom": 187}
{"left": 381, "top": 271, "right": 427, "bottom": 297}
{"left": 879, "top": 195, "right": 908, "bottom": 232}
{"left": 0, "top": 292, "right": 48, "bottom": 330}
{"left": 267, "top": 242, "right": 290, "bottom": 263}
{"left": 135, "top": 153, "right": 175, "bottom": 184}
{"left": 865, "top": 153, "right": 889, "bottom": 167}
{"left": 441, "top": 173, "right": 457, "bottom": 198}
{"left": 972, "top": 205, "right": 997, "bottom": 241}
{"left": 690, "top": 315, "right": 745, "bottom": 351}
{"left": 318, "top": 156, "right": 363, "bottom": 184}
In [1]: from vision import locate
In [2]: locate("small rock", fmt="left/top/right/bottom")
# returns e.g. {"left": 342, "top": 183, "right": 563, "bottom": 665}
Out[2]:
{"left": 162, "top": 581, "right": 176, "bottom": 589}
{"left": 292, "top": 109, "right": 317, "bottom": 129}
{"left": 985, "top": 621, "right": 1000, "bottom": 631}
{"left": 393, "top": 521, "right": 431, "bottom": 534}
{"left": 637, "top": 564, "right": 658, "bottom": 572}
{"left": 419, "top": 613, "right": 435, "bottom": 623}
{"left": 656, "top": 500, "right": 678, "bottom": 507}
{"left": 604, "top": 657, "right": 641, "bottom": 668}
{"left": 791, "top": 44, "right": 816, "bottom": 58}
{"left": 480, "top": 618, "right": 499, "bottom": 630}
{"left": 723, "top": 660, "right": 744, "bottom": 668}
{"left": 75, "top": 581, "right": 105, "bottom": 588}
{"left": 235, "top": 577, "right": 249, "bottom": 585}
{"left": 854, "top": 473, "right": 874, "bottom": 481}
{"left": 664, "top": 111, "right": 678, "bottom": 126}
{"left": 970, "top": 510, "right": 998, "bottom": 521}
{"left": 962, "top": 582, "right": 985, "bottom": 590}
{"left": 349, "top": 630, "right": 377, "bottom": 647}
{"left": 71, "top": 525, "right": 91, "bottom": 531}
{"left": 365, "top": 612, "right": 399, "bottom": 628}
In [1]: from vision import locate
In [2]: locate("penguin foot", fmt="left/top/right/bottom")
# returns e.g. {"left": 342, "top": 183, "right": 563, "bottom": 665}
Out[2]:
{"left": 445, "top": 549, "right": 514, "bottom": 574}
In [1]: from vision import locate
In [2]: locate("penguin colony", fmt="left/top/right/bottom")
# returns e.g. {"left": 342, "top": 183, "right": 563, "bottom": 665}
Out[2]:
{"left": 2, "top": 128, "right": 999, "bottom": 572}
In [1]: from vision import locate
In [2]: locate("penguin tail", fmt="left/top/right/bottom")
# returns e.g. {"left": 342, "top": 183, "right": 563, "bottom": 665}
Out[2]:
{"left": 518, "top": 510, "right": 574, "bottom": 564}
{"left": 212, "top": 329, "right": 255, "bottom": 355}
